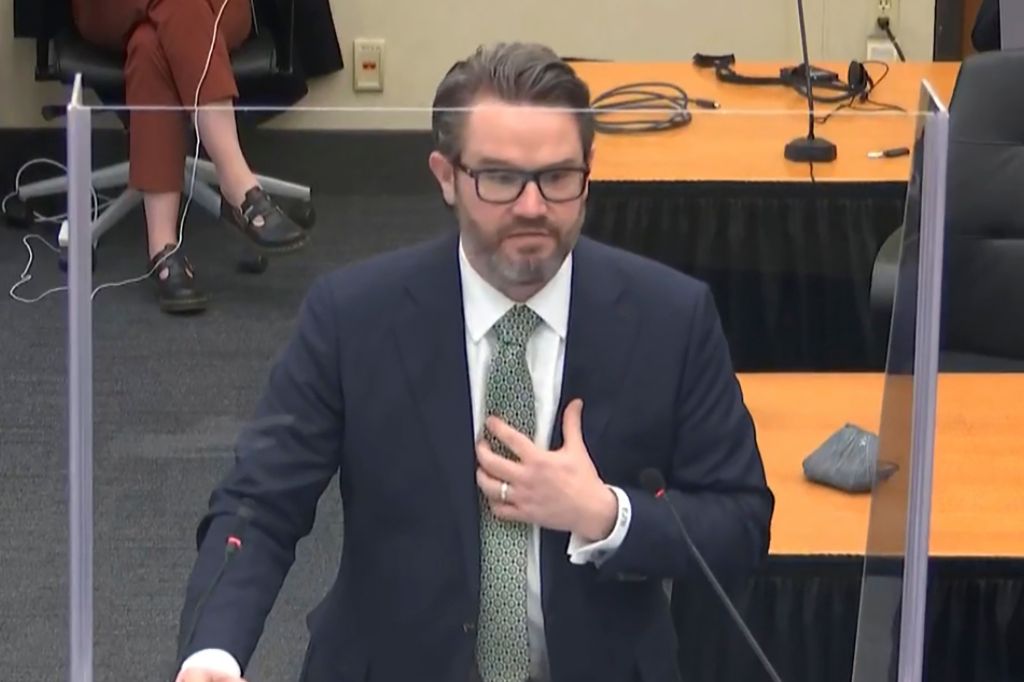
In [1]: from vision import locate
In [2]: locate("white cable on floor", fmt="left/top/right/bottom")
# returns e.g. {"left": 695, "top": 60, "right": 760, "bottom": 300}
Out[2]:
{"left": 6, "top": 158, "right": 100, "bottom": 303}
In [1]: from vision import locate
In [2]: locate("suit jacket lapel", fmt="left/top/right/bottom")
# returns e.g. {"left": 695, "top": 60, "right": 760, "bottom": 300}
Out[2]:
{"left": 550, "top": 237, "right": 638, "bottom": 455}
{"left": 543, "top": 238, "right": 639, "bottom": 610}
{"left": 392, "top": 232, "right": 480, "bottom": 599}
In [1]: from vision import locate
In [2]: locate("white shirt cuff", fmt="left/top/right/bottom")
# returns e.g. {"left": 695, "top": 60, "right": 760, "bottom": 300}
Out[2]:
{"left": 566, "top": 485, "right": 632, "bottom": 566}
{"left": 180, "top": 648, "right": 241, "bottom": 678}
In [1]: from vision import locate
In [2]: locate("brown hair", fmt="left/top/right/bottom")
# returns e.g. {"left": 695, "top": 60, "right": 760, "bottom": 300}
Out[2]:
{"left": 431, "top": 42, "right": 594, "bottom": 161}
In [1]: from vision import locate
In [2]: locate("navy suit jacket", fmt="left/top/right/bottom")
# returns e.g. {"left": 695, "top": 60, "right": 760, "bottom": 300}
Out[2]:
{"left": 178, "top": 232, "right": 774, "bottom": 682}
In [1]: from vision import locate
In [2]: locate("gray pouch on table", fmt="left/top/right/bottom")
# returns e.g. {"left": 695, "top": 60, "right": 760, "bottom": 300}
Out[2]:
{"left": 801, "top": 423, "right": 897, "bottom": 493}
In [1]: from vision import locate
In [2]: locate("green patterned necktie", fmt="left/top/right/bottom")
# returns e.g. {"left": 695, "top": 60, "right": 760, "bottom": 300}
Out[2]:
{"left": 476, "top": 304, "right": 542, "bottom": 682}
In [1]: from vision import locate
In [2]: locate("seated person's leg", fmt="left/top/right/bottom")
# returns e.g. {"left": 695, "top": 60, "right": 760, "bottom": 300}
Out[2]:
{"left": 126, "top": 22, "right": 209, "bottom": 314}
{"left": 70, "top": 0, "right": 143, "bottom": 51}
{"left": 147, "top": 0, "right": 307, "bottom": 252}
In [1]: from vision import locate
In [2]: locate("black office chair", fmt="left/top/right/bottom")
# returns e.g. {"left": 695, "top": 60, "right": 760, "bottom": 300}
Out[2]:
{"left": 3, "top": 0, "right": 315, "bottom": 271}
{"left": 870, "top": 49, "right": 1024, "bottom": 370}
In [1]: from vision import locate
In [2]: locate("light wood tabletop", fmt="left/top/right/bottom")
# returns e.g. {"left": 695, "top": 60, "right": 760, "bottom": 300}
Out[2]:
{"left": 570, "top": 61, "right": 961, "bottom": 183}
{"left": 738, "top": 372, "right": 1024, "bottom": 557}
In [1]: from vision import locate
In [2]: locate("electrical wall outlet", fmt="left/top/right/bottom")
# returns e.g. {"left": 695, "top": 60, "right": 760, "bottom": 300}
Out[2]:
{"left": 353, "top": 38, "right": 385, "bottom": 92}
{"left": 871, "top": 0, "right": 898, "bottom": 43}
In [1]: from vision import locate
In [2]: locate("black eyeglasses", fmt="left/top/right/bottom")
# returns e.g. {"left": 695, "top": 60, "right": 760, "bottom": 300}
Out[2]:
{"left": 454, "top": 160, "right": 590, "bottom": 204}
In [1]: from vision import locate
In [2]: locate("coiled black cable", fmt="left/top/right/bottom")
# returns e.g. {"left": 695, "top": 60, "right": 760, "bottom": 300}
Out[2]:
{"left": 590, "top": 81, "right": 718, "bottom": 134}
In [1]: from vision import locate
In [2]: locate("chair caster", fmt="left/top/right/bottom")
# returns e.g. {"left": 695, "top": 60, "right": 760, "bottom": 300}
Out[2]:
{"left": 293, "top": 201, "right": 315, "bottom": 231}
{"left": 59, "top": 247, "right": 98, "bottom": 273}
{"left": 3, "top": 196, "right": 34, "bottom": 229}
{"left": 237, "top": 254, "right": 268, "bottom": 274}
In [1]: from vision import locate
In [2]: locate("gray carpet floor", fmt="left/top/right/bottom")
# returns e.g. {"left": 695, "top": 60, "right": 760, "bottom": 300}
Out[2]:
{"left": 0, "top": 193, "right": 449, "bottom": 681}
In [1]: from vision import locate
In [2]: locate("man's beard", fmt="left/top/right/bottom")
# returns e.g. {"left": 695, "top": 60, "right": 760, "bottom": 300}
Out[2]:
{"left": 489, "top": 224, "right": 560, "bottom": 286}
{"left": 459, "top": 209, "right": 584, "bottom": 293}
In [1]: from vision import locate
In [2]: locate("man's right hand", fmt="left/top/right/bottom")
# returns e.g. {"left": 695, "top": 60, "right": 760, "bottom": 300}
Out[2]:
{"left": 175, "top": 649, "right": 244, "bottom": 681}
{"left": 174, "top": 669, "right": 246, "bottom": 682}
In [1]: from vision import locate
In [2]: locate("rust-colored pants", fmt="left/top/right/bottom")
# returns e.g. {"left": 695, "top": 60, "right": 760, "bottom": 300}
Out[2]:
{"left": 71, "top": 0, "right": 252, "bottom": 192}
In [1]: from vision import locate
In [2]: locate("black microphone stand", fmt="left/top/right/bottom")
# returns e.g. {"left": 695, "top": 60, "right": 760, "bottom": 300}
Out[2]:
{"left": 784, "top": 0, "right": 838, "bottom": 162}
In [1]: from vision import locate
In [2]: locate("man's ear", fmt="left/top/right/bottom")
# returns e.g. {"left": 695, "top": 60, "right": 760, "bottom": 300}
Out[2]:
{"left": 428, "top": 151, "right": 456, "bottom": 207}
{"left": 582, "top": 143, "right": 596, "bottom": 199}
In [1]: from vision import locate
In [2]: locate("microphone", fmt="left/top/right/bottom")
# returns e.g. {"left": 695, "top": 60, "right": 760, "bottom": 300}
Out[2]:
{"left": 638, "top": 469, "right": 783, "bottom": 682}
{"left": 783, "top": 0, "right": 837, "bottom": 163}
{"left": 175, "top": 501, "right": 255, "bottom": 674}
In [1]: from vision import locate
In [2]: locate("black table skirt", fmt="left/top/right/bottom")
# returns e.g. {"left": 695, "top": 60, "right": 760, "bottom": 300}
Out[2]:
{"left": 584, "top": 181, "right": 909, "bottom": 372}
{"left": 671, "top": 556, "right": 1024, "bottom": 682}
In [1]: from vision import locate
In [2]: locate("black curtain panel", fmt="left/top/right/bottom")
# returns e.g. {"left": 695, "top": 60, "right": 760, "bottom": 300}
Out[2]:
{"left": 671, "top": 556, "right": 1024, "bottom": 682}
{"left": 584, "top": 181, "right": 909, "bottom": 372}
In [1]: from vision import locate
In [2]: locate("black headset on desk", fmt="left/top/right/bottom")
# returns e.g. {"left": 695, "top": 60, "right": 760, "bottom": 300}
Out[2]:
{"left": 693, "top": 53, "right": 875, "bottom": 103}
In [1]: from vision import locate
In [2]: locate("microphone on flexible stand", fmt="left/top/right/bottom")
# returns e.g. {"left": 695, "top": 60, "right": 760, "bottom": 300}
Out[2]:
{"left": 174, "top": 501, "right": 255, "bottom": 676}
{"left": 638, "top": 469, "right": 784, "bottom": 682}
{"left": 783, "top": 0, "right": 838, "bottom": 163}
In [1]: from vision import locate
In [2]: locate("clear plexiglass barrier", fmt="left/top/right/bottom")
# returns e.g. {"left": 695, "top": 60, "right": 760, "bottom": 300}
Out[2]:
{"left": 3, "top": 71, "right": 975, "bottom": 682}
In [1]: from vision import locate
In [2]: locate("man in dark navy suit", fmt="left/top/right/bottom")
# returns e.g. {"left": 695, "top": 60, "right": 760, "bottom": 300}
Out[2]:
{"left": 175, "top": 41, "right": 774, "bottom": 682}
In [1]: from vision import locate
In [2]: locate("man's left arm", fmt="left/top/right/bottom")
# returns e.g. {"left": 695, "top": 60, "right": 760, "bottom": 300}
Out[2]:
{"left": 591, "top": 284, "right": 775, "bottom": 586}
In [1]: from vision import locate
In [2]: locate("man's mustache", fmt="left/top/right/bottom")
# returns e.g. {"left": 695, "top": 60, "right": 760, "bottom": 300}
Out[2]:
{"left": 497, "top": 223, "right": 557, "bottom": 239}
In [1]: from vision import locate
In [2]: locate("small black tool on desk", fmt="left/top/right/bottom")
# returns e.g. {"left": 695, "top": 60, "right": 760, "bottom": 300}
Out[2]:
{"left": 867, "top": 146, "right": 911, "bottom": 158}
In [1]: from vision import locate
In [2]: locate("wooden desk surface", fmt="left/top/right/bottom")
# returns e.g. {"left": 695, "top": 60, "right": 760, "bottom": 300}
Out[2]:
{"left": 570, "top": 61, "right": 961, "bottom": 183}
{"left": 738, "top": 373, "right": 1024, "bottom": 558}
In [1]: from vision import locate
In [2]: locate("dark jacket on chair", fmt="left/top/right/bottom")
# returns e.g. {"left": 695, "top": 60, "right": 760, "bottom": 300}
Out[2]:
{"left": 972, "top": 0, "right": 1001, "bottom": 52}
{"left": 13, "top": 0, "right": 344, "bottom": 77}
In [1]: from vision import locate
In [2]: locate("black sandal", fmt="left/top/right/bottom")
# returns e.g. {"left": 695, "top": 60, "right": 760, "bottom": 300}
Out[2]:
{"left": 149, "top": 244, "right": 209, "bottom": 314}
{"left": 221, "top": 186, "right": 309, "bottom": 253}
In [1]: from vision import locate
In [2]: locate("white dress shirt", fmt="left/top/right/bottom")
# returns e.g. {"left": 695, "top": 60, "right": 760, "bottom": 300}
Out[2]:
{"left": 458, "top": 241, "right": 632, "bottom": 681}
{"left": 181, "top": 240, "right": 633, "bottom": 680}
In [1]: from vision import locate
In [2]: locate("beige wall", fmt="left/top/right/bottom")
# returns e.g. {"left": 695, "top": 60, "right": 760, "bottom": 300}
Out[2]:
{"left": 0, "top": 0, "right": 935, "bottom": 130}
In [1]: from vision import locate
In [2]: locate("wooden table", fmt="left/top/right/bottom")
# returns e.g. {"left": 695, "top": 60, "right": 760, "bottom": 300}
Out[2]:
{"left": 739, "top": 373, "right": 1024, "bottom": 557}
{"left": 570, "top": 61, "right": 961, "bottom": 182}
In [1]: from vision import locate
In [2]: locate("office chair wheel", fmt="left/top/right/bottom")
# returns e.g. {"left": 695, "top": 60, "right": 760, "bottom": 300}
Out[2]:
{"left": 293, "top": 202, "right": 316, "bottom": 230}
{"left": 3, "top": 196, "right": 34, "bottom": 229}
{"left": 237, "top": 254, "right": 268, "bottom": 275}
{"left": 58, "top": 247, "right": 98, "bottom": 273}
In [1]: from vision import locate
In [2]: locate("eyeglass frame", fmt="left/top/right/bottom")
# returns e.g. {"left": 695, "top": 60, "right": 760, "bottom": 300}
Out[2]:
{"left": 452, "top": 157, "right": 591, "bottom": 204}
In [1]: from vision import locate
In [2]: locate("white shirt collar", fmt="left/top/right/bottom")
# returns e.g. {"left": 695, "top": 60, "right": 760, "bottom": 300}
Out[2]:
{"left": 459, "top": 237, "right": 572, "bottom": 344}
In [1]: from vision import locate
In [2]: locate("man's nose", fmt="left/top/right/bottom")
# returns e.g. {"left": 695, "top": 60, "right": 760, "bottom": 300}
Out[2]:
{"left": 512, "top": 180, "right": 547, "bottom": 217}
